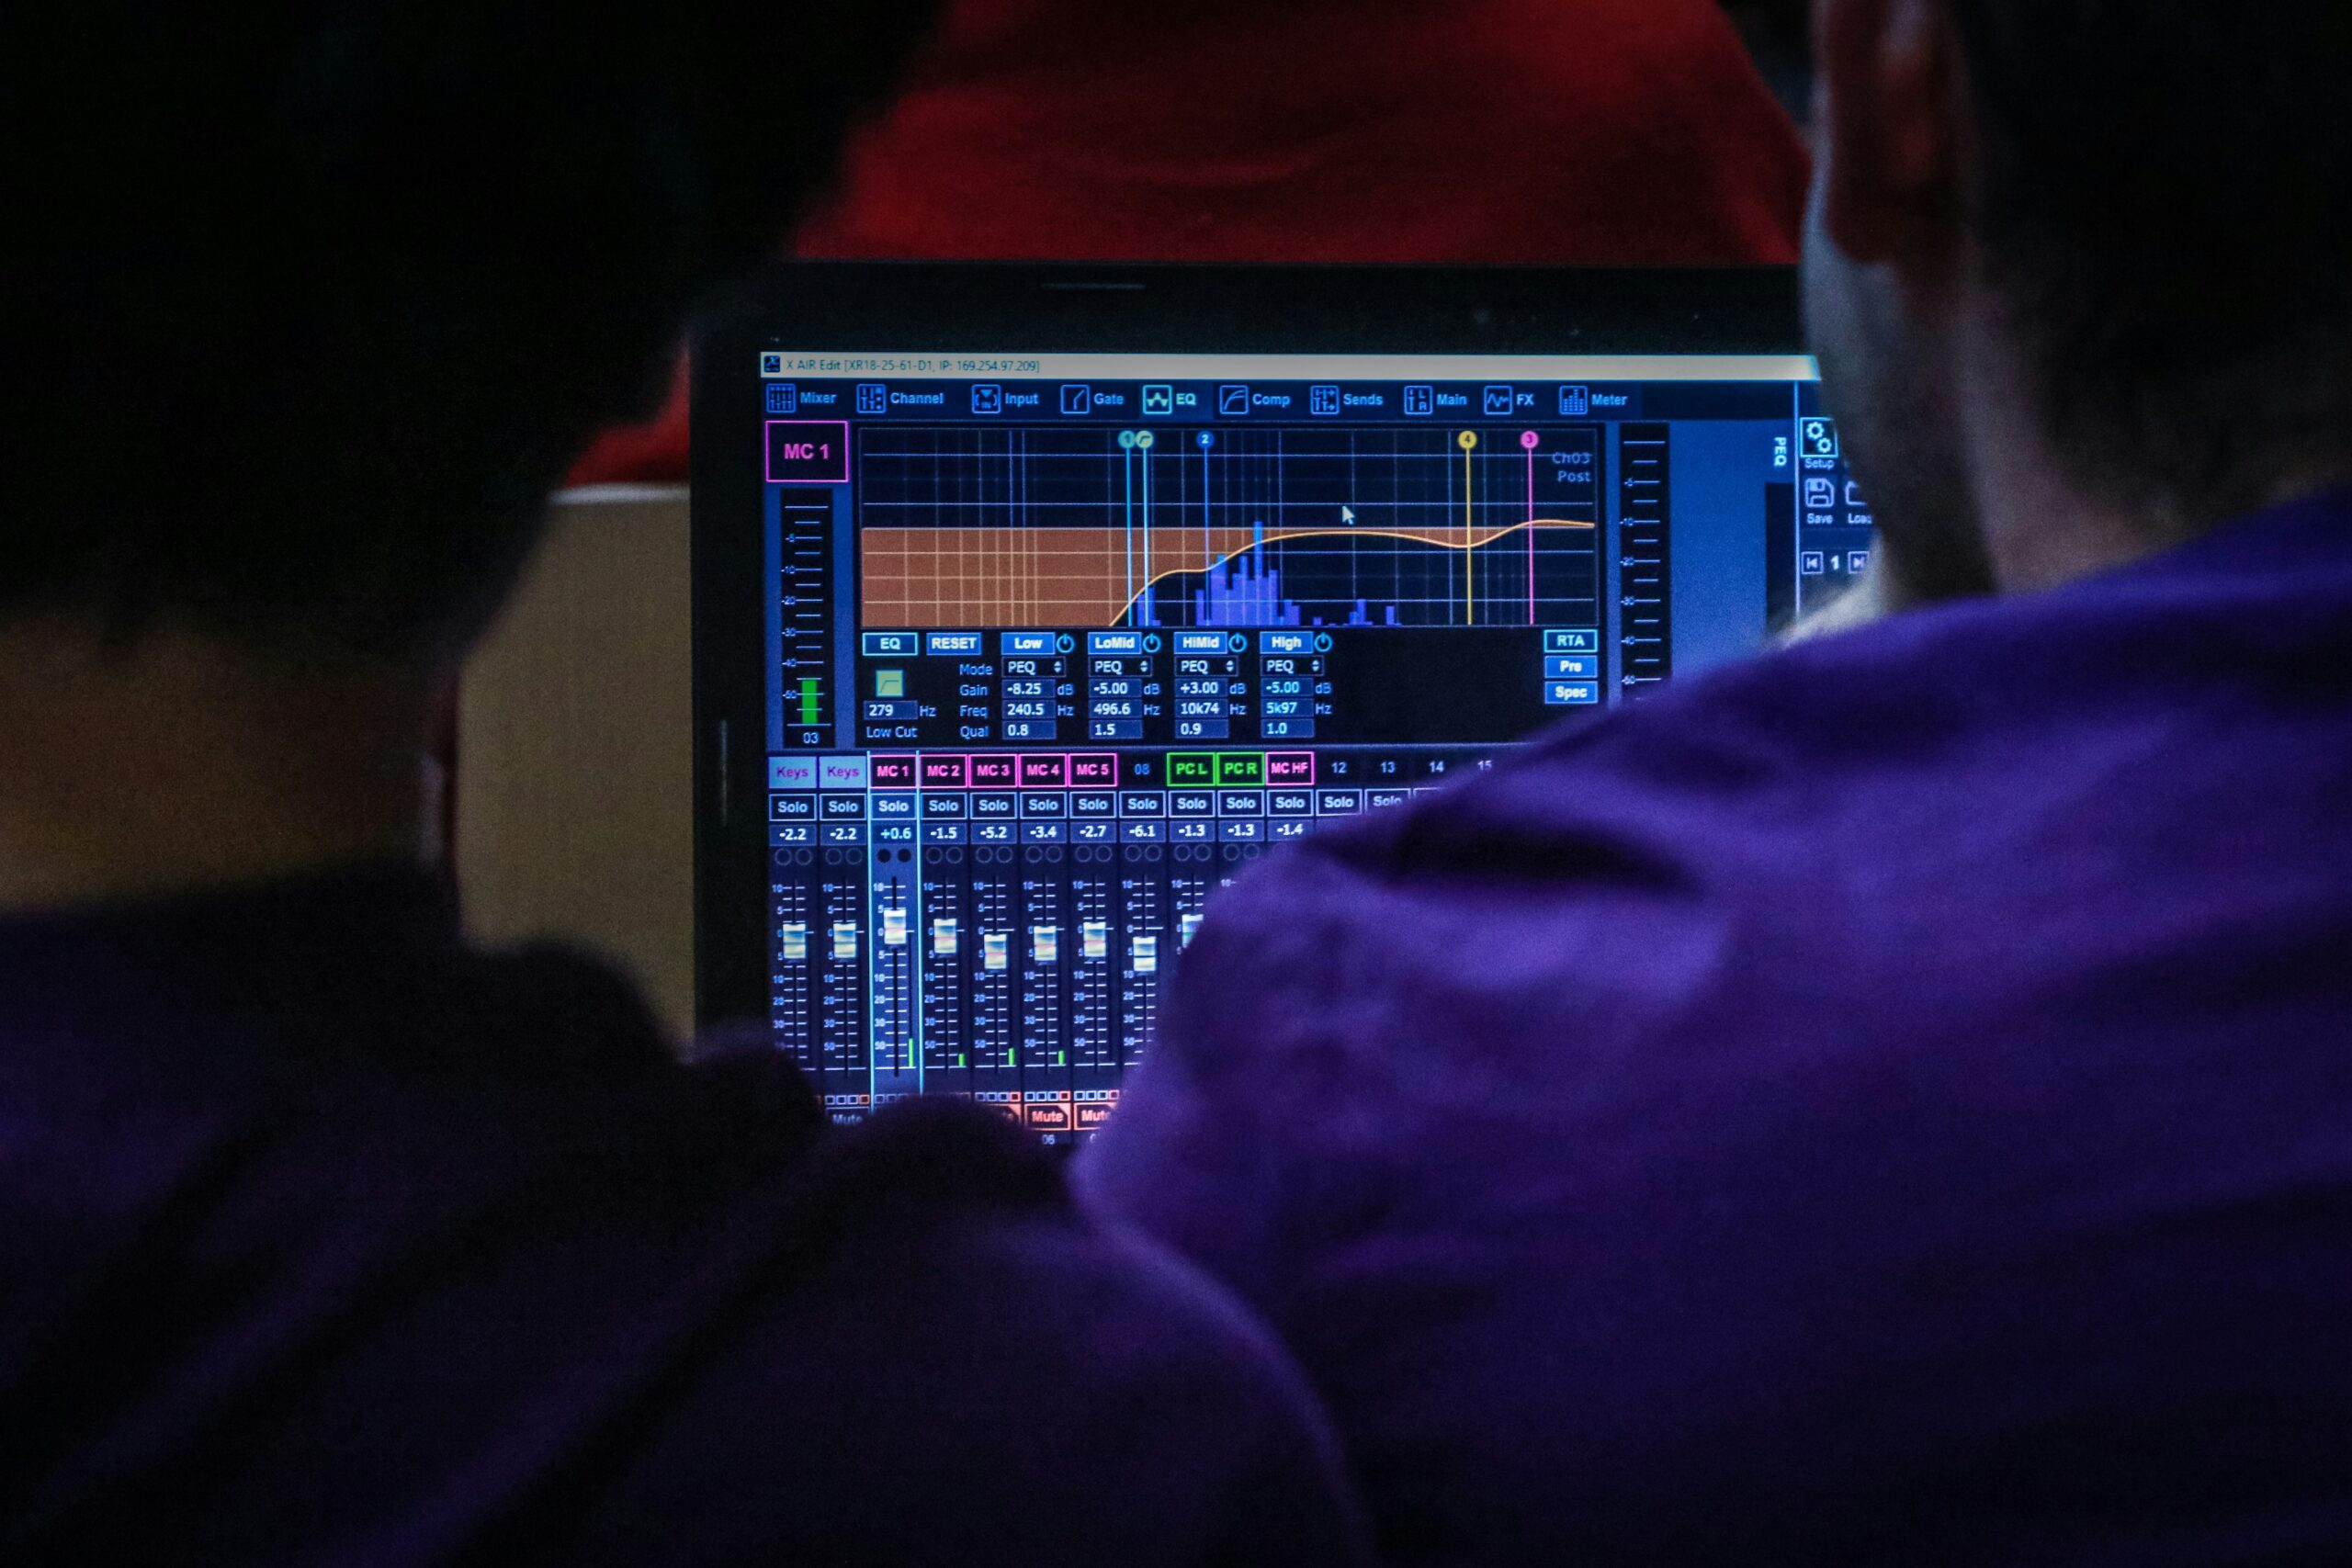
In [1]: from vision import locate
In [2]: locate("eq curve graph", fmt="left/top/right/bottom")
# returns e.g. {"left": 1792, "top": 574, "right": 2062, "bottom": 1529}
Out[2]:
{"left": 857, "top": 425, "right": 1604, "bottom": 630}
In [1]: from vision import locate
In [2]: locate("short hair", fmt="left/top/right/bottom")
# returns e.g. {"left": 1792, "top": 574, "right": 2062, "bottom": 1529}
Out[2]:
{"left": 1946, "top": 2, "right": 2352, "bottom": 523}
{"left": 2, "top": 1, "right": 938, "bottom": 658}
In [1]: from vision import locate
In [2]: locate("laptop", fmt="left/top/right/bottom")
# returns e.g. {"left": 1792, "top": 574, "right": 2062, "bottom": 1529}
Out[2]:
{"left": 692, "top": 263, "right": 1860, "bottom": 1142}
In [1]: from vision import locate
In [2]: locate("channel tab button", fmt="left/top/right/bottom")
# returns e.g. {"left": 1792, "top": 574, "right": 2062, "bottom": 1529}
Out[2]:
{"left": 1215, "top": 753, "right": 1266, "bottom": 787}
{"left": 1019, "top": 754, "right": 1069, "bottom": 789}
{"left": 1165, "top": 753, "right": 1216, "bottom": 787}
{"left": 818, "top": 756, "right": 869, "bottom": 791}
{"left": 1265, "top": 752, "right": 1317, "bottom": 785}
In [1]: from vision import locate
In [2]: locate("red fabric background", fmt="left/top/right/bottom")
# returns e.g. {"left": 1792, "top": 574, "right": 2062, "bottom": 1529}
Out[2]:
{"left": 570, "top": 0, "right": 1807, "bottom": 485}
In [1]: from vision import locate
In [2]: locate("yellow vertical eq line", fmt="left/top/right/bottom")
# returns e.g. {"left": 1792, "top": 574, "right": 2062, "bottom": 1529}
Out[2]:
{"left": 1458, "top": 431, "right": 1480, "bottom": 626}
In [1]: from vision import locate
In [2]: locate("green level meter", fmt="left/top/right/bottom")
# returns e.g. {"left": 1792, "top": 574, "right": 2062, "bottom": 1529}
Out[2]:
{"left": 1166, "top": 753, "right": 1216, "bottom": 786}
{"left": 797, "top": 678, "right": 821, "bottom": 726}
{"left": 1215, "top": 753, "right": 1266, "bottom": 787}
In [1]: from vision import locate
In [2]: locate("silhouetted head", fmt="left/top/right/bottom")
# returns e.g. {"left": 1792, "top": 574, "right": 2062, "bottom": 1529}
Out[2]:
{"left": 1804, "top": 2, "right": 2352, "bottom": 602}
{"left": 4, "top": 0, "right": 940, "bottom": 667}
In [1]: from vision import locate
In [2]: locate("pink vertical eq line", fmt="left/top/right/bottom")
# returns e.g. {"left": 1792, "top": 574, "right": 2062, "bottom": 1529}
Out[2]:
{"left": 1521, "top": 432, "right": 1541, "bottom": 625}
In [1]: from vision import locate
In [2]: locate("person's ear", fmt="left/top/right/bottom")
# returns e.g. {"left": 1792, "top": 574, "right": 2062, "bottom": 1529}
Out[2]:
{"left": 1813, "top": 0, "right": 1964, "bottom": 265}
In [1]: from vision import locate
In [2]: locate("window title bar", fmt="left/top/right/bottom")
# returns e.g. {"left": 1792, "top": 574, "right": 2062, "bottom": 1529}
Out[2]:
{"left": 759, "top": 353, "right": 1820, "bottom": 382}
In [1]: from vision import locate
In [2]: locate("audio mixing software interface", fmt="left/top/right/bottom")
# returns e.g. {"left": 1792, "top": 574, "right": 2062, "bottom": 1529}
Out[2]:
{"left": 747, "top": 351, "right": 1864, "bottom": 1140}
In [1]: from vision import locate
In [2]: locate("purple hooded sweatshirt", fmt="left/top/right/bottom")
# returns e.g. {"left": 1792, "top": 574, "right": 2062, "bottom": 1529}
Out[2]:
{"left": 1080, "top": 488, "right": 2352, "bottom": 1565}
{"left": 0, "top": 871, "right": 1369, "bottom": 1565}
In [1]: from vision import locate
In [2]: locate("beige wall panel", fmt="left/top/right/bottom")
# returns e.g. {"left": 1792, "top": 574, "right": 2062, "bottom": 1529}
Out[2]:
{"left": 457, "top": 488, "right": 696, "bottom": 1043}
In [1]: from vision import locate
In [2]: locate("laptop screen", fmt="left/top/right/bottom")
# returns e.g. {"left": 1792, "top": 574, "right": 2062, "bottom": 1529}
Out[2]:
{"left": 697, "top": 273, "right": 1864, "bottom": 1141}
